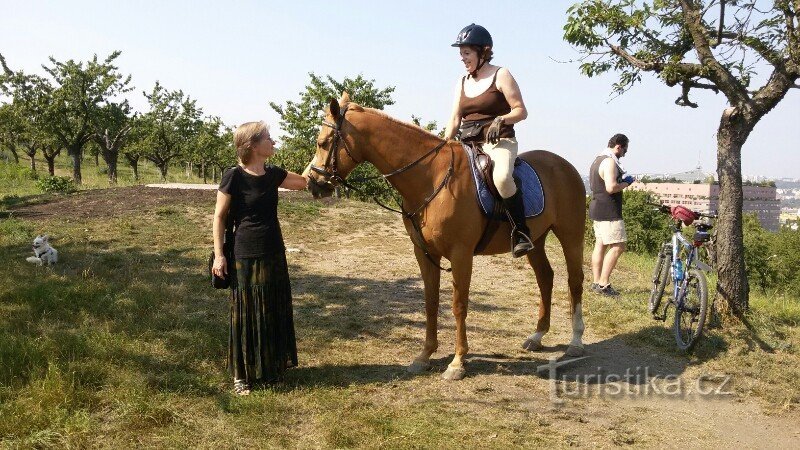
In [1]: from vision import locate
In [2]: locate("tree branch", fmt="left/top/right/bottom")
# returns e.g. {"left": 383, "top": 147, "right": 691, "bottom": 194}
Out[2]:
{"left": 609, "top": 44, "right": 663, "bottom": 71}
{"left": 0, "top": 53, "right": 12, "bottom": 75}
{"left": 679, "top": 0, "right": 752, "bottom": 105}
{"left": 609, "top": 44, "right": 706, "bottom": 83}
{"left": 714, "top": 31, "right": 785, "bottom": 68}
{"left": 713, "top": 0, "right": 726, "bottom": 48}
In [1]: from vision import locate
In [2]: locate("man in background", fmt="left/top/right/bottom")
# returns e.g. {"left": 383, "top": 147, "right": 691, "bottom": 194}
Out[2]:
{"left": 588, "top": 133, "right": 635, "bottom": 296}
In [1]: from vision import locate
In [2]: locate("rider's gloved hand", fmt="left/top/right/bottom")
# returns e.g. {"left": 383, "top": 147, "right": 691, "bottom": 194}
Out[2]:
{"left": 486, "top": 116, "right": 504, "bottom": 144}
{"left": 621, "top": 174, "right": 635, "bottom": 185}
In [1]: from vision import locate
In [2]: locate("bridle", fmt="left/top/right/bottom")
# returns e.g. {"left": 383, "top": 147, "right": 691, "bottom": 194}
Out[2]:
{"left": 310, "top": 104, "right": 360, "bottom": 187}
{"left": 309, "top": 103, "right": 454, "bottom": 272}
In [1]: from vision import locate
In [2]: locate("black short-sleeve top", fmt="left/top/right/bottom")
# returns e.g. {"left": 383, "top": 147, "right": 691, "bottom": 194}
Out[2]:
{"left": 218, "top": 164, "right": 288, "bottom": 258}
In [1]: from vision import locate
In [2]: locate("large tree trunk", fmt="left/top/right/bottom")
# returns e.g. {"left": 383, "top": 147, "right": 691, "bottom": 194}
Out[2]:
{"left": 124, "top": 153, "right": 139, "bottom": 181}
{"left": 107, "top": 157, "right": 118, "bottom": 184}
{"left": 102, "top": 150, "right": 118, "bottom": 184}
{"left": 715, "top": 108, "right": 754, "bottom": 316}
{"left": 45, "top": 156, "right": 56, "bottom": 176}
{"left": 158, "top": 163, "right": 168, "bottom": 181}
{"left": 27, "top": 152, "right": 36, "bottom": 171}
{"left": 69, "top": 147, "right": 82, "bottom": 184}
{"left": 42, "top": 147, "right": 60, "bottom": 176}
{"left": 6, "top": 144, "right": 19, "bottom": 163}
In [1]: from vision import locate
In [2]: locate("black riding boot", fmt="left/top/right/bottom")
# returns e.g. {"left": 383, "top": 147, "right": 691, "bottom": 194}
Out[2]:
{"left": 502, "top": 178, "right": 534, "bottom": 258}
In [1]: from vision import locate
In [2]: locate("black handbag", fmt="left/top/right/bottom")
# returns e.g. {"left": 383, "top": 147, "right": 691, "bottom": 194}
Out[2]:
{"left": 458, "top": 118, "right": 494, "bottom": 142}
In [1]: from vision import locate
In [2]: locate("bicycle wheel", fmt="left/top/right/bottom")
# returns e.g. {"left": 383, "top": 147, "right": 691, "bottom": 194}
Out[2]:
{"left": 674, "top": 269, "right": 708, "bottom": 352}
{"left": 648, "top": 246, "right": 671, "bottom": 316}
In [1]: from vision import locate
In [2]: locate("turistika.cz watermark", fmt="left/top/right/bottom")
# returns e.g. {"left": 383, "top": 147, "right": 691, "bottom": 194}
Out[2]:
{"left": 537, "top": 357, "right": 734, "bottom": 405}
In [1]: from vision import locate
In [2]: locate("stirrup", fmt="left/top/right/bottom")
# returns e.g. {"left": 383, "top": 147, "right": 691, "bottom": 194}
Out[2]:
{"left": 511, "top": 227, "right": 534, "bottom": 258}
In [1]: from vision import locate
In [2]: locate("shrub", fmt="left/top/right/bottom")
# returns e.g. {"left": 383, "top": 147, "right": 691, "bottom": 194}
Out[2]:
{"left": 741, "top": 214, "right": 800, "bottom": 297}
{"left": 0, "top": 162, "right": 38, "bottom": 183}
{"left": 621, "top": 190, "right": 671, "bottom": 254}
{"left": 35, "top": 176, "right": 77, "bottom": 194}
{"left": 767, "top": 225, "right": 800, "bottom": 297}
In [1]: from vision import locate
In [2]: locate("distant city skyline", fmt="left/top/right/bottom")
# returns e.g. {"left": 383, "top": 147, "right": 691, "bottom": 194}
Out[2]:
{"left": 1, "top": 1, "right": 798, "bottom": 178}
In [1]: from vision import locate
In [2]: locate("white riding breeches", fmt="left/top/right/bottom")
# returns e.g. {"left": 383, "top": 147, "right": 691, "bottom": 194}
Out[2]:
{"left": 482, "top": 137, "right": 519, "bottom": 199}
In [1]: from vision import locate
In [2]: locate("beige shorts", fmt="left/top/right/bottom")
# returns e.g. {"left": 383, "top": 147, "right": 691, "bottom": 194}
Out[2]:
{"left": 593, "top": 220, "right": 627, "bottom": 245}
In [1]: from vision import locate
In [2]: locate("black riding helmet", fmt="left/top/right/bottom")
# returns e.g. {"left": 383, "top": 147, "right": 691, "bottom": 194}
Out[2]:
{"left": 451, "top": 23, "right": 493, "bottom": 47}
{"left": 452, "top": 24, "right": 493, "bottom": 78}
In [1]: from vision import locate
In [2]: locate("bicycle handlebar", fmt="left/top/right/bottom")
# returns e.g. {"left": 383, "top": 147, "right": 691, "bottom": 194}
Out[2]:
{"left": 647, "top": 202, "right": 717, "bottom": 219}
{"left": 647, "top": 202, "right": 672, "bottom": 214}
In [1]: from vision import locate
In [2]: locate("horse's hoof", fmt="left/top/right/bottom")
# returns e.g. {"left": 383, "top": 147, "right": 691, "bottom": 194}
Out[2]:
{"left": 441, "top": 365, "right": 466, "bottom": 381}
{"left": 522, "top": 337, "right": 543, "bottom": 352}
{"left": 407, "top": 360, "right": 431, "bottom": 374}
{"left": 565, "top": 345, "right": 585, "bottom": 357}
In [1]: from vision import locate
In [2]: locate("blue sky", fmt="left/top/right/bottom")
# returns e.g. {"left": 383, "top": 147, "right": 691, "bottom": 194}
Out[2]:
{"left": 2, "top": 0, "right": 798, "bottom": 178}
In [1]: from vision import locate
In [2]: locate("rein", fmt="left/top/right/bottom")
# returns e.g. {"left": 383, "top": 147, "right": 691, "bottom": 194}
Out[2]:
{"left": 311, "top": 104, "right": 453, "bottom": 272}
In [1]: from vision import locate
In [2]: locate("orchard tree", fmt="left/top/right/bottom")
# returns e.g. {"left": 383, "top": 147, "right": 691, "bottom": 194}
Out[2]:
{"left": 0, "top": 63, "right": 61, "bottom": 174}
{"left": 564, "top": 0, "right": 799, "bottom": 315}
{"left": 122, "top": 132, "right": 146, "bottom": 182}
{"left": 189, "top": 116, "right": 230, "bottom": 183}
{"left": 0, "top": 103, "right": 23, "bottom": 164}
{"left": 139, "top": 82, "right": 203, "bottom": 180}
{"left": 39, "top": 52, "right": 132, "bottom": 184}
{"left": 93, "top": 102, "right": 134, "bottom": 184}
{"left": 210, "top": 127, "right": 236, "bottom": 182}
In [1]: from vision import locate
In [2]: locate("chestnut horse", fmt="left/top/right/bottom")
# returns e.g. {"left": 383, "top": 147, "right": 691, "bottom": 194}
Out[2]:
{"left": 308, "top": 94, "right": 586, "bottom": 380}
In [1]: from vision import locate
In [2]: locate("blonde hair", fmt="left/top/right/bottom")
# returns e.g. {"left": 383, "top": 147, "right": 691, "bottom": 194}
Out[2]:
{"left": 233, "top": 121, "right": 268, "bottom": 164}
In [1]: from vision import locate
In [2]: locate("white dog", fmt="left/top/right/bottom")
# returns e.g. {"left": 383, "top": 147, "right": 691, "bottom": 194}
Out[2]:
{"left": 26, "top": 235, "right": 58, "bottom": 266}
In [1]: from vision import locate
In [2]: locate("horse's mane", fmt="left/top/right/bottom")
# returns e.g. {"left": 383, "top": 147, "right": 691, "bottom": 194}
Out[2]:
{"left": 358, "top": 106, "right": 442, "bottom": 140}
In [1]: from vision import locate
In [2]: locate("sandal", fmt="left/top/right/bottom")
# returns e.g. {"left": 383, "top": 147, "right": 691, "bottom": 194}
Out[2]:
{"left": 233, "top": 379, "right": 251, "bottom": 396}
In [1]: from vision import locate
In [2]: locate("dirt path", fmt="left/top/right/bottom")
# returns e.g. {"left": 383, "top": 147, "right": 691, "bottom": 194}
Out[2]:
{"left": 283, "top": 195, "right": 799, "bottom": 448}
{"left": 11, "top": 187, "right": 798, "bottom": 447}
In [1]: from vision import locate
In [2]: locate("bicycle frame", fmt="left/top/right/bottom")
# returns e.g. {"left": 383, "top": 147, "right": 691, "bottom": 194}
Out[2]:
{"left": 669, "top": 226, "right": 712, "bottom": 306}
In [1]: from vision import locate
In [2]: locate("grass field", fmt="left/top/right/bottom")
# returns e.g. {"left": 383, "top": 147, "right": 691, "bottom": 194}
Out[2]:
{"left": 0, "top": 152, "right": 213, "bottom": 199}
{"left": 1, "top": 157, "right": 798, "bottom": 447}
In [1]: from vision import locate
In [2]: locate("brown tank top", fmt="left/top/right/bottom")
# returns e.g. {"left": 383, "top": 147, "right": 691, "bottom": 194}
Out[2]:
{"left": 459, "top": 68, "right": 514, "bottom": 140}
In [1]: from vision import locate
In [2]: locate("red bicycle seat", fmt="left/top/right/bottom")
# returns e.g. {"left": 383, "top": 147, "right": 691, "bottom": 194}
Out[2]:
{"left": 671, "top": 205, "right": 698, "bottom": 225}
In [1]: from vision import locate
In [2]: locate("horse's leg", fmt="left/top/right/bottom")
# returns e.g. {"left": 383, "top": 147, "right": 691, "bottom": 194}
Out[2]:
{"left": 554, "top": 227, "right": 586, "bottom": 357}
{"left": 408, "top": 245, "right": 441, "bottom": 373}
{"left": 442, "top": 250, "right": 473, "bottom": 381}
{"left": 522, "top": 233, "right": 553, "bottom": 352}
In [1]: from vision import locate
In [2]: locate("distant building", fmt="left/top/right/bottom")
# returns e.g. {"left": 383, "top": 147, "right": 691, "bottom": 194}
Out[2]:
{"left": 671, "top": 167, "right": 708, "bottom": 183}
{"left": 631, "top": 182, "right": 780, "bottom": 231}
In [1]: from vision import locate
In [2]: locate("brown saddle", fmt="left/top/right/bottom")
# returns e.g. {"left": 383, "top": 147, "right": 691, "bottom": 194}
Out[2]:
{"left": 466, "top": 143, "right": 502, "bottom": 200}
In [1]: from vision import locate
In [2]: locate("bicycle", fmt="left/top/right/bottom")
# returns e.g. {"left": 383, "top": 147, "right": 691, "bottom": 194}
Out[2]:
{"left": 647, "top": 203, "right": 717, "bottom": 352}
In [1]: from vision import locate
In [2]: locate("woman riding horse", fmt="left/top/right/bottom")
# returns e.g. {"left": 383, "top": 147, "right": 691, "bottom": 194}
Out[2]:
{"left": 444, "top": 23, "right": 534, "bottom": 258}
{"left": 307, "top": 93, "right": 587, "bottom": 380}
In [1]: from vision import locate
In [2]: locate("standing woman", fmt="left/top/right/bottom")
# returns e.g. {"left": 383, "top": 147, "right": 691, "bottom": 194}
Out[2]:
{"left": 211, "top": 121, "right": 309, "bottom": 395}
{"left": 444, "top": 23, "right": 533, "bottom": 258}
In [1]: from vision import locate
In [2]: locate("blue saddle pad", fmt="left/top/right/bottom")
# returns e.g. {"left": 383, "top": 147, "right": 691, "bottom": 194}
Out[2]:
{"left": 463, "top": 144, "right": 545, "bottom": 220}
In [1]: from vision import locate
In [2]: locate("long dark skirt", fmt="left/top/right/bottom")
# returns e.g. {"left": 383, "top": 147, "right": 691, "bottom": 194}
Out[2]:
{"left": 227, "top": 252, "right": 298, "bottom": 383}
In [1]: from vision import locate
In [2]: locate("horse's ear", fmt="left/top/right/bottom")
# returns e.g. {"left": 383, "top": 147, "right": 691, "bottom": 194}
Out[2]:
{"left": 328, "top": 98, "right": 340, "bottom": 120}
{"left": 340, "top": 91, "right": 351, "bottom": 105}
